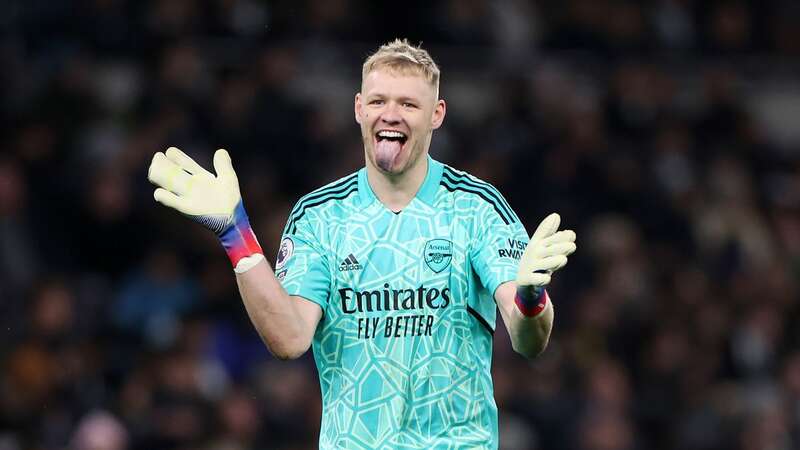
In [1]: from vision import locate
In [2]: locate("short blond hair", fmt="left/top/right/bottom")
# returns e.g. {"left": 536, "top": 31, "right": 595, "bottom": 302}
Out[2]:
{"left": 362, "top": 39, "right": 440, "bottom": 95}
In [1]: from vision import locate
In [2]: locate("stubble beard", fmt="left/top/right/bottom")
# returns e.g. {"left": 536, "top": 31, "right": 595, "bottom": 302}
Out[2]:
{"left": 362, "top": 120, "right": 434, "bottom": 177}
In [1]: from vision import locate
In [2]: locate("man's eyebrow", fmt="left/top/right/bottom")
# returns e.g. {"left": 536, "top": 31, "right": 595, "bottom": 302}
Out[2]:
{"left": 365, "top": 93, "right": 421, "bottom": 102}
{"left": 397, "top": 96, "right": 421, "bottom": 103}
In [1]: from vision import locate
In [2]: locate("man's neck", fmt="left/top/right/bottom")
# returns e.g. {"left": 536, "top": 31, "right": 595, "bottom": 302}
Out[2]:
{"left": 366, "top": 155, "right": 429, "bottom": 212}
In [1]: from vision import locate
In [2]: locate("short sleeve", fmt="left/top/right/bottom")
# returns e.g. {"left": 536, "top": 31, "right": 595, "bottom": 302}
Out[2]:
{"left": 275, "top": 216, "right": 331, "bottom": 310}
{"left": 469, "top": 204, "right": 529, "bottom": 298}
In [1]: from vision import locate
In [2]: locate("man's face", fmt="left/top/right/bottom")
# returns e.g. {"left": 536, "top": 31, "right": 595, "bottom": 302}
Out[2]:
{"left": 355, "top": 68, "right": 446, "bottom": 175}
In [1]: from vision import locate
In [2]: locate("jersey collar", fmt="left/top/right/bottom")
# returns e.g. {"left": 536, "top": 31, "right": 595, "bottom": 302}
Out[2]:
{"left": 357, "top": 154, "right": 444, "bottom": 209}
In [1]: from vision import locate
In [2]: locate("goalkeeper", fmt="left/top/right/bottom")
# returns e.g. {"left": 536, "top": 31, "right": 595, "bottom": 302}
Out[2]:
{"left": 148, "top": 39, "right": 576, "bottom": 450}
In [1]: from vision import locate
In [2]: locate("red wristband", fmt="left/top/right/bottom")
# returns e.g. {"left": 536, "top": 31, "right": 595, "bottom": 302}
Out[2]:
{"left": 514, "top": 288, "right": 549, "bottom": 317}
{"left": 218, "top": 201, "right": 264, "bottom": 268}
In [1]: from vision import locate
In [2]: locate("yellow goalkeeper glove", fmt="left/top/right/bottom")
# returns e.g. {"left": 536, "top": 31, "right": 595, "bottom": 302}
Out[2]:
{"left": 147, "top": 147, "right": 264, "bottom": 272}
{"left": 514, "top": 213, "right": 577, "bottom": 316}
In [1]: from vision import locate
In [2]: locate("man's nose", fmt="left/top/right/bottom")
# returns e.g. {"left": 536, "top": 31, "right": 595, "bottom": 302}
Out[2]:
{"left": 380, "top": 102, "right": 401, "bottom": 124}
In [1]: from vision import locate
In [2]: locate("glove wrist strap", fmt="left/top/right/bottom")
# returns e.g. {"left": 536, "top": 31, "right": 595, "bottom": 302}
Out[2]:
{"left": 219, "top": 201, "right": 263, "bottom": 269}
{"left": 514, "top": 286, "right": 549, "bottom": 317}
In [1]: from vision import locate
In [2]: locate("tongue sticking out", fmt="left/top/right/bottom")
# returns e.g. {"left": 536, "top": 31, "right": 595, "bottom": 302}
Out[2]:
{"left": 375, "top": 139, "right": 403, "bottom": 171}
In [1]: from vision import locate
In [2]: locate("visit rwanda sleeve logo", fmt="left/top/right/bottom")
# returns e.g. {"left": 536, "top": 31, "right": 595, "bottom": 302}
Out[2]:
{"left": 424, "top": 239, "right": 453, "bottom": 273}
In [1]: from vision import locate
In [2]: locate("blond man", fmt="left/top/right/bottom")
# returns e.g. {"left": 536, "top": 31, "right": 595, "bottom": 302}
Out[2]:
{"left": 148, "top": 39, "right": 576, "bottom": 449}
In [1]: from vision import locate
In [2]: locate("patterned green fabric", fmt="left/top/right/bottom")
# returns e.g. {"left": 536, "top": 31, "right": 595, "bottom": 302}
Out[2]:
{"left": 275, "top": 156, "right": 528, "bottom": 449}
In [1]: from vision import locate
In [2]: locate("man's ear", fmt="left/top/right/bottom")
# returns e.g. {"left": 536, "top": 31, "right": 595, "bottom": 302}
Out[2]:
{"left": 431, "top": 99, "right": 446, "bottom": 130}
{"left": 354, "top": 92, "right": 362, "bottom": 124}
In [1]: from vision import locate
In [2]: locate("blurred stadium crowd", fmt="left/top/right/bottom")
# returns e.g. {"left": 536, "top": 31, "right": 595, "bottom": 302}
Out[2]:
{"left": 1, "top": 0, "right": 800, "bottom": 449}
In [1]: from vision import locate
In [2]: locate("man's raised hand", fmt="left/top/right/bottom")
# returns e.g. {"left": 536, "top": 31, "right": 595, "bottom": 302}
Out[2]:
{"left": 514, "top": 213, "right": 577, "bottom": 316}
{"left": 147, "top": 147, "right": 263, "bottom": 272}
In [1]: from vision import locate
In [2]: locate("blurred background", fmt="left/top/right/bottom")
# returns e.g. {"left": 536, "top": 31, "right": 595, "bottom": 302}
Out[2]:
{"left": 1, "top": 0, "right": 800, "bottom": 449}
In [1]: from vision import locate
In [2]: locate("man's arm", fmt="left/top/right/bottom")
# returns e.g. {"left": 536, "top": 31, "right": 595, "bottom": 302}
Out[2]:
{"left": 235, "top": 258, "right": 322, "bottom": 360}
{"left": 147, "top": 147, "right": 321, "bottom": 359}
{"left": 497, "top": 213, "right": 575, "bottom": 359}
{"left": 495, "top": 281, "right": 554, "bottom": 358}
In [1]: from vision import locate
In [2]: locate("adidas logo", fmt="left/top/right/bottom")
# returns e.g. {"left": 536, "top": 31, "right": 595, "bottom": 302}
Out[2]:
{"left": 339, "top": 254, "right": 363, "bottom": 272}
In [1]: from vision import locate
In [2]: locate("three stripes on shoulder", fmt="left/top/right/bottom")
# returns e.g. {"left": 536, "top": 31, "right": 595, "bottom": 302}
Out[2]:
{"left": 283, "top": 165, "right": 518, "bottom": 236}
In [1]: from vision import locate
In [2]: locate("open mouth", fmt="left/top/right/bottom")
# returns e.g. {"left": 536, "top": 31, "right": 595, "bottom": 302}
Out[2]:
{"left": 375, "top": 130, "right": 408, "bottom": 146}
{"left": 373, "top": 130, "right": 409, "bottom": 171}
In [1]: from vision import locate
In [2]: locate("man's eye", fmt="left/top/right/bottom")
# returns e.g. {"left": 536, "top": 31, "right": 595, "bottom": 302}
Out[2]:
{"left": 403, "top": 103, "right": 416, "bottom": 108}
{"left": 370, "top": 100, "right": 384, "bottom": 105}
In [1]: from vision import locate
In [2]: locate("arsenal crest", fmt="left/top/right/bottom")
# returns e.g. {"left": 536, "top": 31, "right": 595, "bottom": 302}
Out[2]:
{"left": 424, "top": 239, "right": 453, "bottom": 273}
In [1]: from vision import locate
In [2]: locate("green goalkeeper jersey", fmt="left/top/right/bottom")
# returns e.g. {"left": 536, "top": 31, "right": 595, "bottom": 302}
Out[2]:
{"left": 275, "top": 156, "right": 529, "bottom": 450}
